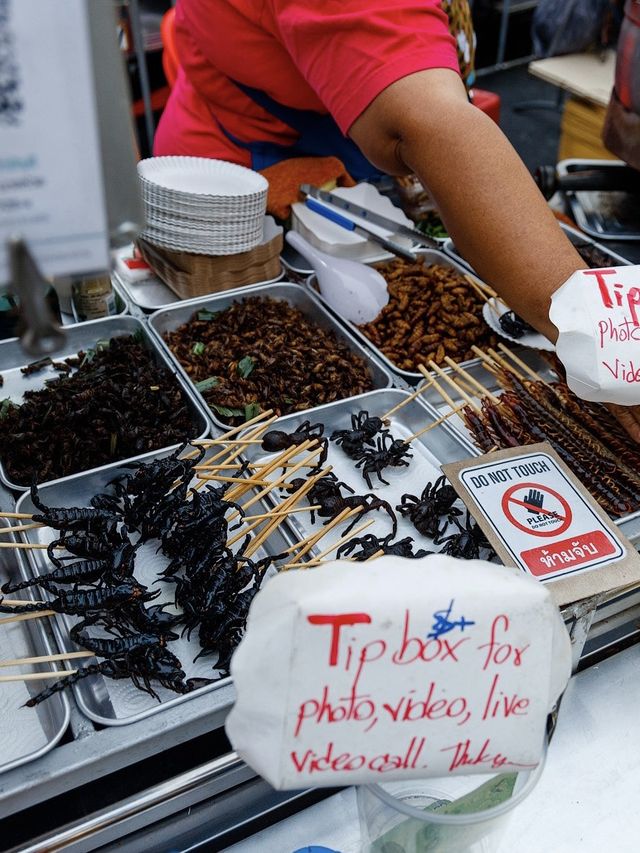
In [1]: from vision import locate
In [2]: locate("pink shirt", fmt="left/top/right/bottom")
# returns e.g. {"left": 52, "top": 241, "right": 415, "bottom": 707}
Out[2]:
{"left": 155, "top": 0, "right": 459, "bottom": 164}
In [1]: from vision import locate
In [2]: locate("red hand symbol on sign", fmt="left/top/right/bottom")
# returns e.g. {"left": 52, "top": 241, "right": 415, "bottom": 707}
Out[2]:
{"left": 501, "top": 482, "right": 572, "bottom": 537}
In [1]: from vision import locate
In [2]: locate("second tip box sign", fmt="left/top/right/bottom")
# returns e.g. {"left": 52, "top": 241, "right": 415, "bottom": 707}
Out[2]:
{"left": 443, "top": 441, "right": 640, "bottom": 606}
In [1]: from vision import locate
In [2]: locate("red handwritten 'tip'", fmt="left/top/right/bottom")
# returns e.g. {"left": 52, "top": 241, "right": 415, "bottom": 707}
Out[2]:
{"left": 586, "top": 269, "right": 640, "bottom": 326}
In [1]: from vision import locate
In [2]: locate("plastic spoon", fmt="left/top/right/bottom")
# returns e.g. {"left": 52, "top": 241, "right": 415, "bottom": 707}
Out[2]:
{"left": 285, "top": 231, "right": 388, "bottom": 324}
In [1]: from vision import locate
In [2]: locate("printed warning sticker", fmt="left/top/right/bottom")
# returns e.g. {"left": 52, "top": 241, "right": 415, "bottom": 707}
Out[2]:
{"left": 450, "top": 449, "right": 625, "bottom": 581}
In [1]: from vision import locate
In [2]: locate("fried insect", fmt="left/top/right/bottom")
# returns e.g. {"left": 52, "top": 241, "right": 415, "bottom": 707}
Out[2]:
{"left": 0, "top": 581, "right": 159, "bottom": 616}
{"left": 30, "top": 484, "right": 120, "bottom": 532}
{"left": 336, "top": 533, "right": 431, "bottom": 560}
{"left": 355, "top": 433, "right": 413, "bottom": 488}
{"left": 289, "top": 473, "right": 398, "bottom": 536}
{"left": 498, "top": 310, "right": 534, "bottom": 339}
{"left": 330, "top": 411, "right": 387, "bottom": 460}
{"left": 397, "top": 476, "right": 463, "bottom": 541}
{"left": 261, "top": 420, "right": 327, "bottom": 464}
{"left": 438, "top": 513, "right": 496, "bottom": 560}
{"left": 25, "top": 646, "right": 212, "bottom": 706}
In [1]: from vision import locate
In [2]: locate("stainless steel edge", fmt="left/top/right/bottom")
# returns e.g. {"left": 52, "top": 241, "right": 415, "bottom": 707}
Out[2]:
{"left": 0, "top": 315, "right": 210, "bottom": 492}
{"left": 0, "top": 519, "right": 70, "bottom": 778}
{"left": 9, "top": 751, "right": 249, "bottom": 853}
{"left": 112, "top": 265, "right": 285, "bottom": 314}
{"left": 443, "top": 225, "right": 633, "bottom": 270}
{"left": 0, "top": 680, "right": 236, "bottom": 818}
{"left": 304, "top": 248, "right": 491, "bottom": 384}
{"left": 147, "top": 281, "right": 393, "bottom": 431}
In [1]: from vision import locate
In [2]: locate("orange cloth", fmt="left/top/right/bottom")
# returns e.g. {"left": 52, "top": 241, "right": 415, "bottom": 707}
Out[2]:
{"left": 260, "top": 156, "right": 356, "bottom": 220}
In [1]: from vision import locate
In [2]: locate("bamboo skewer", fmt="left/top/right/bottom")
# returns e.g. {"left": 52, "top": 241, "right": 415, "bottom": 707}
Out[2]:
{"left": 242, "top": 506, "right": 322, "bottom": 522}
{"left": 402, "top": 404, "right": 468, "bottom": 443}
{"left": 486, "top": 347, "right": 531, "bottom": 384}
{"left": 443, "top": 356, "right": 500, "bottom": 404}
{"left": 0, "top": 599, "right": 47, "bottom": 606}
{"left": 427, "top": 360, "right": 482, "bottom": 414}
{"left": 0, "top": 669, "right": 77, "bottom": 683}
{"left": 195, "top": 474, "right": 272, "bottom": 487}
{"left": 282, "top": 507, "right": 358, "bottom": 562}
{"left": 496, "top": 343, "right": 553, "bottom": 388}
{"left": 0, "top": 650, "right": 94, "bottom": 668}
{"left": 0, "top": 511, "right": 33, "bottom": 521}
{"left": 222, "top": 442, "right": 309, "bottom": 504}
{"left": 225, "top": 504, "right": 323, "bottom": 547}
{"left": 0, "top": 542, "right": 56, "bottom": 550}
{"left": 469, "top": 345, "right": 500, "bottom": 377}
{"left": 192, "top": 417, "right": 279, "bottom": 492}
{"left": 243, "top": 473, "right": 324, "bottom": 559}
{"left": 0, "top": 522, "right": 44, "bottom": 534}
{"left": 417, "top": 365, "right": 459, "bottom": 412}
{"left": 464, "top": 274, "right": 498, "bottom": 300}
{"left": 380, "top": 376, "right": 435, "bottom": 421}
{"left": 284, "top": 516, "right": 376, "bottom": 569}
{"left": 0, "top": 610, "right": 55, "bottom": 626}
{"left": 190, "top": 408, "right": 275, "bottom": 448}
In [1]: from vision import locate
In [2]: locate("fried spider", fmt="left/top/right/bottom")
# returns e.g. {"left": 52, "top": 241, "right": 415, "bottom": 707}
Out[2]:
{"left": 330, "top": 410, "right": 387, "bottom": 459}
{"left": 438, "top": 512, "right": 497, "bottom": 561}
{"left": 396, "top": 475, "right": 462, "bottom": 541}
{"left": 355, "top": 432, "right": 413, "bottom": 488}
{"left": 336, "top": 532, "right": 432, "bottom": 561}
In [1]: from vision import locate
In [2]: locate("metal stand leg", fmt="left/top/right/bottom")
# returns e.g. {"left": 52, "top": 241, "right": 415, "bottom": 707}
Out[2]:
{"left": 128, "top": 0, "right": 155, "bottom": 153}
{"left": 496, "top": 0, "right": 511, "bottom": 66}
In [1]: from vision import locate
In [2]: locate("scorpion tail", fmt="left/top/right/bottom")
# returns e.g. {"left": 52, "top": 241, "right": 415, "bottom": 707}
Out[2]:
{"left": 1, "top": 576, "right": 41, "bottom": 594}
{"left": 30, "top": 482, "right": 47, "bottom": 514}
{"left": 24, "top": 662, "right": 111, "bottom": 707}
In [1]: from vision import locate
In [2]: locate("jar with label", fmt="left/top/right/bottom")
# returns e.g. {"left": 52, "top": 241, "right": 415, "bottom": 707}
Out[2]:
{"left": 71, "top": 274, "right": 118, "bottom": 322}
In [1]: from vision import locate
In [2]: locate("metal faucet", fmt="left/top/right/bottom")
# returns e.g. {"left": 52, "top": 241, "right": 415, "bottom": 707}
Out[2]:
{"left": 8, "top": 237, "right": 66, "bottom": 356}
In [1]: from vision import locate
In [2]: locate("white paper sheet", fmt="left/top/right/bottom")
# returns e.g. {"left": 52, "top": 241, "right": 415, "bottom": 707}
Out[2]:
{"left": 226, "top": 556, "right": 571, "bottom": 790}
{"left": 550, "top": 265, "right": 640, "bottom": 404}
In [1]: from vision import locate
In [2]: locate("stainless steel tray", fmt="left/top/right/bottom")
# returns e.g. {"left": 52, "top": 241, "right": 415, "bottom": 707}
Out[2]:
{"left": 14, "top": 451, "right": 291, "bottom": 726}
{"left": 0, "top": 315, "right": 210, "bottom": 492}
{"left": 0, "top": 518, "right": 70, "bottom": 775}
{"left": 416, "top": 349, "right": 640, "bottom": 545}
{"left": 112, "top": 265, "right": 285, "bottom": 314}
{"left": 558, "top": 158, "right": 640, "bottom": 242}
{"left": 240, "top": 389, "right": 479, "bottom": 559}
{"left": 442, "top": 222, "right": 632, "bottom": 272}
{"left": 147, "top": 282, "right": 393, "bottom": 432}
{"left": 304, "top": 248, "right": 493, "bottom": 384}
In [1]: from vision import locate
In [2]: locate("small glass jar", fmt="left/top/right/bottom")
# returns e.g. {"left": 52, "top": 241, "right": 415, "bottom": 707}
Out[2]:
{"left": 71, "top": 274, "right": 118, "bottom": 322}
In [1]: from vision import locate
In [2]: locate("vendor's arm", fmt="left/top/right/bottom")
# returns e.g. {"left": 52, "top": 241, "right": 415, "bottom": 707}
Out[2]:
{"left": 349, "top": 68, "right": 585, "bottom": 343}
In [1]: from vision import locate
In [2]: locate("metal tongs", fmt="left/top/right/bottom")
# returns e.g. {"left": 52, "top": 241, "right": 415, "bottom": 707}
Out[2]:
{"left": 300, "top": 184, "right": 441, "bottom": 260}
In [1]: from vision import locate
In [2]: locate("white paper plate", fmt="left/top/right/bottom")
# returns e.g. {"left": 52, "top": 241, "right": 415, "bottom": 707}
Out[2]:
{"left": 291, "top": 183, "right": 415, "bottom": 262}
{"left": 482, "top": 299, "right": 555, "bottom": 352}
{"left": 137, "top": 156, "right": 268, "bottom": 199}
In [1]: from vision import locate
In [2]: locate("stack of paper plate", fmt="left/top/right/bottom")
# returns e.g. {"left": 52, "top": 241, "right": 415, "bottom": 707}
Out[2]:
{"left": 138, "top": 157, "right": 268, "bottom": 255}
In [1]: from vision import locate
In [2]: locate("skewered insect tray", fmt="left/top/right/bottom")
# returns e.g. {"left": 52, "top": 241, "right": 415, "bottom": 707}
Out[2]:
{"left": 0, "top": 315, "right": 210, "bottom": 492}
{"left": 442, "top": 223, "right": 632, "bottom": 273}
{"left": 418, "top": 350, "right": 640, "bottom": 546}
{"left": 13, "top": 450, "right": 291, "bottom": 726}
{"left": 304, "top": 249, "right": 497, "bottom": 384}
{"left": 147, "top": 282, "right": 393, "bottom": 432}
{"left": 0, "top": 518, "right": 70, "bottom": 775}
{"left": 241, "top": 389, "right": 481, "bottom": 560}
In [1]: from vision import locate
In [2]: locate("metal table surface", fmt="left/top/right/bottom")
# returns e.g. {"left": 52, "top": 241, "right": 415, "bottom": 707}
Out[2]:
{"left": 226, "top": 642, "right": 640, "bottom": 853}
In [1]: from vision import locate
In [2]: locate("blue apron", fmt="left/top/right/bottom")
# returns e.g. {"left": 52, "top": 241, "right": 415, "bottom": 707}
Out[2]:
{"left": 218, "top": 80, "right": 382, "bottom": 181}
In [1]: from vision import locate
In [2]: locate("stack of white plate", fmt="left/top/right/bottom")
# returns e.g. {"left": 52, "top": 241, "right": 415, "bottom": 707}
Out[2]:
{"left": 138, "top": 157, "right": 268, "bottom": 255}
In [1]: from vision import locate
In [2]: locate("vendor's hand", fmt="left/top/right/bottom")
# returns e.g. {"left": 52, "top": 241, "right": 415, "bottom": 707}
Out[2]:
{"left": 606, "top": 403, "right": 640, "bottom": 444}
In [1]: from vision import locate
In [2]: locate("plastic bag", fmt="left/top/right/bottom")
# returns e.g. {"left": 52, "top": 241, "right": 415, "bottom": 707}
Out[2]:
{"left": 532, "top": 0, "right": 622, "bottom": 58}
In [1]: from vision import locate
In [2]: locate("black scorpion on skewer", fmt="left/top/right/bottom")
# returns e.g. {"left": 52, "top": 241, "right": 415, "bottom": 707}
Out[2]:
{"left": 288, "top": 474, "right": 398, "bottom": 536}
{"left": 0, "top": 581, "right": 159, "bottom": 615}
{"left": 337, "top": 533, "right": 432, "bottom": 561}
{"left": 397, "top": 476, "right": 463, "bottom": 542}
{"left": 330, "top": 411, "right": 387, "bottom": 459}
{"left": 71, "top": 603, "right": 181, "bottom": 643}
{"left": 438, "top": 512, "right": 497, "bottom": 561}
{"left": 25, "top": 645, "right": 213, "bottom": 706}
{"left": 355, "top": 433, "right": 414, "bottom": 488}
{"left": 2, "top": 540, "right": 137, "bottom": 594}
{"left": 30, "top": 484, "right": 121, "bottom": 532}
{"left": 261, "top": 421, "right": 328, "bottom": 470}
{"left": 47, "top": 525, "right": 132, "bottom": 567}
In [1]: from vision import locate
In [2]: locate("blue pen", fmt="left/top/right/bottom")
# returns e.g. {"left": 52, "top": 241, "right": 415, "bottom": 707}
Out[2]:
{"left": 304, "top": 198, "right": 416, "bottom": 263}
